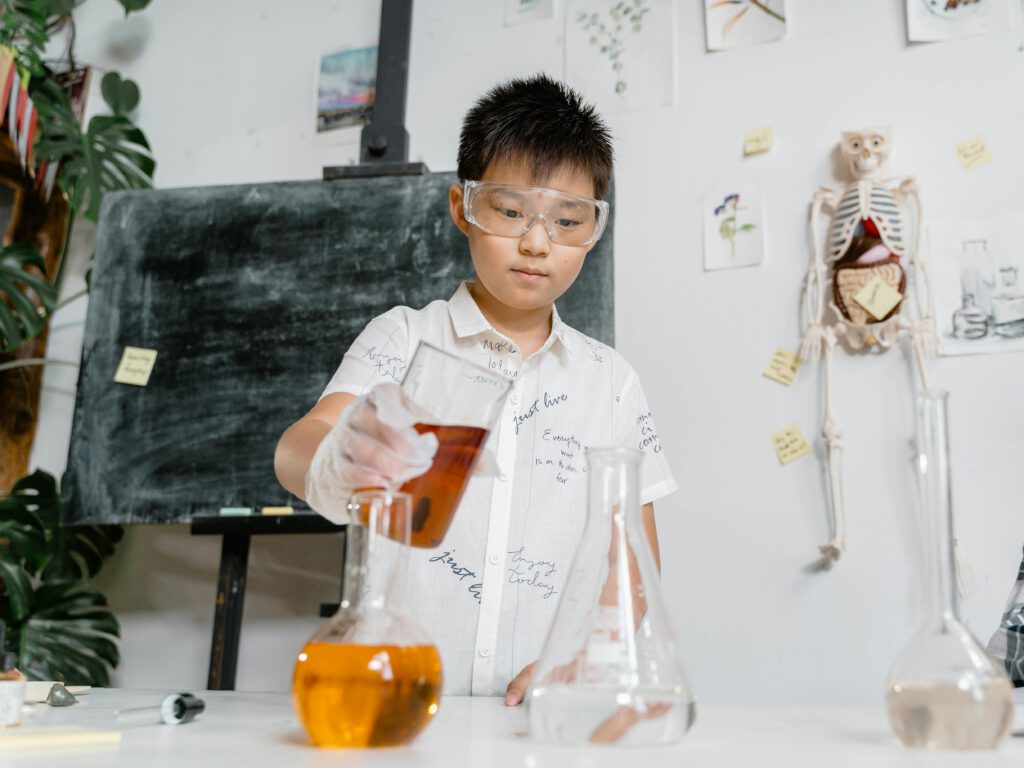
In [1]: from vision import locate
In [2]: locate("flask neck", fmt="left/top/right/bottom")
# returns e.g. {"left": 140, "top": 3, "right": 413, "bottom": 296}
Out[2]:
{"left": 915, "top": 391, "right": 959, "bottom": 623}
{"left": 586, "top": 448, "right": 643, "bottom": 528}
{"left": 341, "top": 494, "right": 410, "bottom": 612}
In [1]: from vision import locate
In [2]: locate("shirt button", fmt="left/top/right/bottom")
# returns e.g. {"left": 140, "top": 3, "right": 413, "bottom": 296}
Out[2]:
{"left": 510, "top": 390, "right": 520, "bottom": 405}
{"left": 499, "top": 471, "right": 509, "bottom": 482}
{"left": 489, "top": 554, "right": 499, "bottom": 565}
{"left": 479, "top": 647, "right": 490, "bottom": 658}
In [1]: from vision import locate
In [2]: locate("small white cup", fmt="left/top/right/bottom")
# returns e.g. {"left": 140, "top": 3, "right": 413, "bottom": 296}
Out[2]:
{"left": 0, "top": 679, "right": 27, "bottom": 727}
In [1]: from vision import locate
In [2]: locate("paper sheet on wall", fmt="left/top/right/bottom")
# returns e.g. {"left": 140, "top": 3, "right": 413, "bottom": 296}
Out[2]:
{"left": 906, "top": 0, "right": 1012, "bottom": 42}
{"left": 928, "top": 214, "right": 1024, "bottom": 357}
{"left": 565, "top": 0, "right": 675, "bottom": 112}
{"left": 771, "top": 424, "right": 812, "bottom": 465}
{"left": 703, "top": 185, "right": 766, "bottom": 271}
{"left": 705, "top": 0, "right": 786, "bottom": 51}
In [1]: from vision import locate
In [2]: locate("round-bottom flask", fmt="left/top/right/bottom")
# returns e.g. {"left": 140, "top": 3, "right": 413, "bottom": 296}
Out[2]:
{"left": 293, "top": 491, "right": 443, "bottom": 748}
{"left": 527, "top": 447, "right": 695, "bottom": 746}
{"left": 885, "top": 392, "right": 1012, "bottom": 750}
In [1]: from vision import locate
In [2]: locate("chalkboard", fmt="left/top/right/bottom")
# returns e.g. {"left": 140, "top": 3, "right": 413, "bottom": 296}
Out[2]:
{"left": 61, "top": 173, "right": 614, "bottom": 525}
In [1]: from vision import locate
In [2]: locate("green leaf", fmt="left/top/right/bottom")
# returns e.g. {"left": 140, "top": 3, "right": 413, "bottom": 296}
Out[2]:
{"left": 0, "top": 242, "right": 57, "bottom": 353}
{"left": 19, "top": 580, "right": 120, "bottom": 685}
{"left": 34, "top": 79, "right": 156, "bottom": 222}
{"left": 0, "top": 0, "right": 50, "bottom": 78}
{"left": 116, "top": 0, "right": 152, "bottom": 15}
{"left": 100, "top": 72, "right": 140, "bottom": 116}
{"left": 0, "top": 548, "right": 34, "bottom": 621}
{"left": 48, "top": 0, "right": 76, "bottom": 16}
{"left": 739, "top": 223, "right": 757, "bottom": 232}
{"left": 719, "top": 220, "right": 734, "bottom": 239}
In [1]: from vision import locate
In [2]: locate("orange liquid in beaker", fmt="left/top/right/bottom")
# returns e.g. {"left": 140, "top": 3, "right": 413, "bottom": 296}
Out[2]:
{"left": 293, "top": 642, "right": 442, "bottom": 748}
{"left": 401, "top": 423, "right": 489, "bottom": 548}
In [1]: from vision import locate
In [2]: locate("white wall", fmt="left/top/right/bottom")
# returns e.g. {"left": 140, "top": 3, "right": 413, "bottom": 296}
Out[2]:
{"left": 29, "top": 0, "right": 1024, "bottom": 703}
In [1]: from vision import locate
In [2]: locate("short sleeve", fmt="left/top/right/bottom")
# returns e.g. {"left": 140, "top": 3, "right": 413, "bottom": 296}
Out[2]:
{"left": 613, "top": 371, "right": 679, "bottom": 506}
{"left": 320, "top": 308, "right": 412, "bottom": 399}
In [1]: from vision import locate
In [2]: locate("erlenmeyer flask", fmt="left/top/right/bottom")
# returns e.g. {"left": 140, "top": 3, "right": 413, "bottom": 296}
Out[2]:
{"left": 885, "top": 391, "right": 1013, "bottom": 749}
{"left": 527, "top": 447, "right": 695, "bottom": 746}
{"left": 293, "top": 491, "right": 443, "bottom": 748}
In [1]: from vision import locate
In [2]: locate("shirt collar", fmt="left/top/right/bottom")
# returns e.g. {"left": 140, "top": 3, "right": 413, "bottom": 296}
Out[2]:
{"left": 448, "top": 281, "right": 575, "bottom": 356}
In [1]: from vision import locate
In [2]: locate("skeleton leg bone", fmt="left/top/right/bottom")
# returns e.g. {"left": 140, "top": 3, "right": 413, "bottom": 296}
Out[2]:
{"left": 818, "top": 326, "right": 845, "bottom": 566}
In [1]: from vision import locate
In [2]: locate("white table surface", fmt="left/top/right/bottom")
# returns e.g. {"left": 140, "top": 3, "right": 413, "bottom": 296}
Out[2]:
{"left": 2, "top": 688, "right": 1022, "bottom": 767}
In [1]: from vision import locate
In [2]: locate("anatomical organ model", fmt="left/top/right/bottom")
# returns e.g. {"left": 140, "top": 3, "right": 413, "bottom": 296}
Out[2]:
{"left": 799, "top": 127, "right": 937, "bottom": 566}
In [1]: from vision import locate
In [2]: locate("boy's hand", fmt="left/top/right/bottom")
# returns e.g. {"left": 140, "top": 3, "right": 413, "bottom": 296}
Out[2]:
{"left": 305, "top": 382, "right": 439, "bottom": 523}
{"left": 504, "top": 661, "right": 536, "bottom": 706}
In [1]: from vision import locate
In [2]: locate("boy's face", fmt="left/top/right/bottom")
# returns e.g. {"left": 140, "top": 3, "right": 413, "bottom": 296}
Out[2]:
{"left": 448, "top": 157, "right": 599, "bottom": 315}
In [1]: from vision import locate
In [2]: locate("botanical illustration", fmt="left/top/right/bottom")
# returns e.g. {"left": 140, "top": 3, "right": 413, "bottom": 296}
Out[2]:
{"left": 565, "top": 0, "right": 674, "bottom": 111}
{"left": 575, "top": 1, "right": 651, "bottom": 96}
{"left": 714, "top": 193, "right": 756, "bottom": 262}
{"left": 704, "top": 0, "right": 786, "bottom": 51}
{"left": 704, "top": 188, "right": 765, "bottom": 271}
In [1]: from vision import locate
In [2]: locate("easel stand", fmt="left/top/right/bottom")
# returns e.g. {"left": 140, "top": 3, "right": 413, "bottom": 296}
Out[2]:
{"left": 191, "top": 514, "right": 344, "bottom": 690}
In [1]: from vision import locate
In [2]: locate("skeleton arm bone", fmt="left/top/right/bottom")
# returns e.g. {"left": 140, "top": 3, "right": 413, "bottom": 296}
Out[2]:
{"left": 800, "top": 187, "right": 840, "bottom": 362}
{"left": 895, "top": 177, "right": 938, "bottom": 358}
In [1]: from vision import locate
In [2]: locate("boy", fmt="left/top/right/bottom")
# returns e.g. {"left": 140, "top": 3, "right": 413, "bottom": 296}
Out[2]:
{"left": 275, "top": 74, "right": 677, "bottom": 703}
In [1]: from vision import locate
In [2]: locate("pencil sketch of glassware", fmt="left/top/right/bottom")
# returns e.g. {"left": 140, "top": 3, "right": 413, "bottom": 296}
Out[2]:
{"left": 991, "top": 264, "right": 1024, "bottom": 338}
{"left": 576, "top": 1, "right": 651, "bottom": 97}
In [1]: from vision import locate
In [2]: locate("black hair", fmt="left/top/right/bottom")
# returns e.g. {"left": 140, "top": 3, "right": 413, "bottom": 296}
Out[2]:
{"left": 456, "top": 74, "right": 614, "bottom": 199}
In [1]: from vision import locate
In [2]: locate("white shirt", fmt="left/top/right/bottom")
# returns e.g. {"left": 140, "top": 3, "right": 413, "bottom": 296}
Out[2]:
{"left": 322, "top": 282, "right": 677, "bottom": 695}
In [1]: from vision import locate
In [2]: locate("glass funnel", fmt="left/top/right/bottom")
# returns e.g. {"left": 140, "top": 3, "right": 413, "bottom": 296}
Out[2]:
{"left": 293, "top": 491, "right": 443, "bottom": 748}
{"left": 885, "top": 391, "right": 1013, "bottom": 750}
{"left": 526, "top": 447, "right": 695, "bottom": 746}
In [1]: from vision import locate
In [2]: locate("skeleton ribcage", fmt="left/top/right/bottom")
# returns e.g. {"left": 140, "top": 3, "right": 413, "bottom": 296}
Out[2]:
{"left": 828, "top": 182, "right": 906, "bottom": 261}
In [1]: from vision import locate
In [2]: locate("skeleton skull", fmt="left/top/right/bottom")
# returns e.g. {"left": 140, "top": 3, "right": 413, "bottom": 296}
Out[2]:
{"left": 840, "top": 127, "right": 892, "bottom": 179}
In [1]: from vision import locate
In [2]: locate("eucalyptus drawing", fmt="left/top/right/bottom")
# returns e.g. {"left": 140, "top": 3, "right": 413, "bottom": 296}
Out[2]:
{"left": 704, "top": 0, "right": 786, "bottom": 51}
{"left": 575, "top": 0, "right": 651, "bottom": 96}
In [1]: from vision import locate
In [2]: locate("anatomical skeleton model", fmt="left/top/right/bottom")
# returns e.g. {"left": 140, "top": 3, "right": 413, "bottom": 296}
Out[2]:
{"left": 799, "top": 127, "right": 938, "bottom": 567}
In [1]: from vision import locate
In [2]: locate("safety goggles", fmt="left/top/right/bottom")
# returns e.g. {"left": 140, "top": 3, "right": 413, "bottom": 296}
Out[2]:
{"left": 462, "top": 180, "right": 609, "bottom": 247}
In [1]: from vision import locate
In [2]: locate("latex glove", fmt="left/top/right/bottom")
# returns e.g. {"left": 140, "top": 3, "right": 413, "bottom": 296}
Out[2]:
{"left": 305, "top": 382, "right": 439, "bottom": 523}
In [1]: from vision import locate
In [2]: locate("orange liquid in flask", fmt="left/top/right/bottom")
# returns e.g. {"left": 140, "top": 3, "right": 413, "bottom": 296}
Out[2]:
{"left": 293, "top": 642, "right": 443, "bottom": 748}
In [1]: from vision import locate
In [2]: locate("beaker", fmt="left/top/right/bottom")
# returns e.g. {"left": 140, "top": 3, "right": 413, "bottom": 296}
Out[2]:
{"left": 527, "top": 447, "right": 695, "bottom": 746}
{"left": 397, "top": 342, "right": 511, "bottom": 548}
{"left": 293, "top": 491, "right": 442, "bottom": 748}
{"left": 885, "top": 391, "right": 1013, "bottom": 750}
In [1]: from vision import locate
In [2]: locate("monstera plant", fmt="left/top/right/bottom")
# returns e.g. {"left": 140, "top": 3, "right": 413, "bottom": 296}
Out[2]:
{"left": 0, "top": 471, "right": 122, "bottom": 684}
{"left": 0, "top": 0, "right": 156, "bottom": 354}
{"left": 0, "top": 0, "right": 155, "bottom": 683}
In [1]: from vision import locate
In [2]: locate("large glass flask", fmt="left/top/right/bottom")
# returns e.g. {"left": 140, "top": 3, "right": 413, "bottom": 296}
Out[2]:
{"left": 398, "top": 342, "right": 511, "bottom": 548}
{"left": 527, "top": 447, "right": 695, "bottom": 746}
{"left": 293, "top": 491, "right": 442, "bottom": 748}
{"left": 885, "top": 391, "right": 1013, "bottom": 750}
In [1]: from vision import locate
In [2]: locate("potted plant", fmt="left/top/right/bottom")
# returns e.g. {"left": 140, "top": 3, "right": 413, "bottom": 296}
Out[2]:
{"left": 0, "top": 0, "right": 157, "bottom": 684}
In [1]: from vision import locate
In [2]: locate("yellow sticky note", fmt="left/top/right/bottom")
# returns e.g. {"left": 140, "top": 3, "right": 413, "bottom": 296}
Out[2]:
{"left": 763, "top": 347, "right": 801, "bottom": 386}
{"left": 260, "top": 506, "right": 294, "bottom": 516}
{"left": 113, "top": 346, "right": 158, "bottom": 387}
{"left": 743, "top": 126, "right": 774, "bottom": 156}
{"left": 954, "top": 135, "right": 993, "bottom": 172}
{"left": 853, "top": 276, "right": 902, "bottom": 321}
{"left": 771, "top": 424, "right": 812, "bottom": 465}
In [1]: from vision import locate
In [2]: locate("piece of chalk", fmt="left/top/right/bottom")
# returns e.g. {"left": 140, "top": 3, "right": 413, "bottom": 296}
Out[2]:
{"left": 219, "top": 507, "right": 253, "bottom": 516}
{"left": 260, "top": 506, "right": 294, "bottom": 516}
